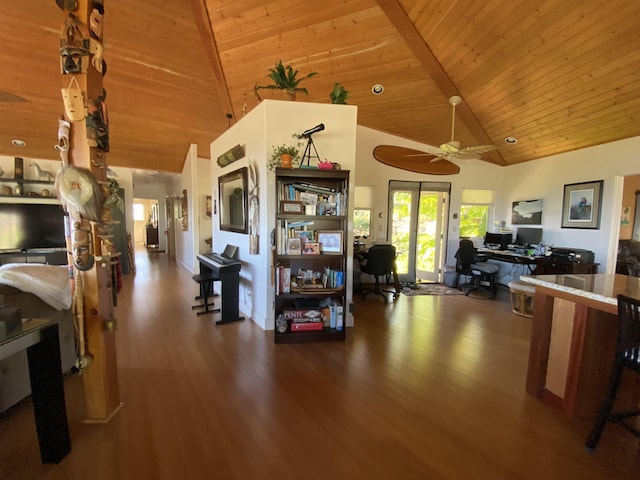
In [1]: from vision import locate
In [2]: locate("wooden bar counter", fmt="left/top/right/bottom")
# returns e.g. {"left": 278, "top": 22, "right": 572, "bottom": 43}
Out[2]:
{"left": 521, "top": 273, "right": 640, "bottom": 422}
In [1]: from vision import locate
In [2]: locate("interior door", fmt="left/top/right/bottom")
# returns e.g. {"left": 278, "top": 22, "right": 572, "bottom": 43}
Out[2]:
{"left": 388, "top": 181, "right": 450, "bottom": 284}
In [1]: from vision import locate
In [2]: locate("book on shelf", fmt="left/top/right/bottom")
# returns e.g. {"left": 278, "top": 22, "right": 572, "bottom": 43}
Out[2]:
{"left": 283, "top": 308, "right": 324, "bottom": 323}
{"left": 290, "top": 322, "right": 323, "bottom": 332}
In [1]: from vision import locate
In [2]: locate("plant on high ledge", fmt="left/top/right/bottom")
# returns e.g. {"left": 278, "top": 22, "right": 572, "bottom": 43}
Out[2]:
{"left": 330, "top": 83, "right": 349, "bottom": 104}
{"left": 254, "top": 60, "right": 318, "bottom": 101}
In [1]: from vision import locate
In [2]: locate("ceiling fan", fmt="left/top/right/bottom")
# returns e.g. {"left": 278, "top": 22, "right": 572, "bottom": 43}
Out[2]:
{"left": 411, "top": 95, "right": 498, "bottom": 163}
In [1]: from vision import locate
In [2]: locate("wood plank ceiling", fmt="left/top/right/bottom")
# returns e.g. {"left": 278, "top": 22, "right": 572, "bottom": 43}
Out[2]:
{"left": 0, "top": 0, "right": 638, "bottom": 174}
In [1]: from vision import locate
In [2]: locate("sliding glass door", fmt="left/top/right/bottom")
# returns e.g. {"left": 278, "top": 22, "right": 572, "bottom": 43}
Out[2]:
{"left": 388, "top": 181, "right": 450, "bottom": 284}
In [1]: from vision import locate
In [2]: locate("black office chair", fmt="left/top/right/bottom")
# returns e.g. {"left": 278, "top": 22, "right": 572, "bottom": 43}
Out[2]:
{"left": 585, "top": 294, "right": 640, "bottom": 452}
{"left": 359, "top": 244, "right": 398, "bottom": 303}
{"left": 455, "top": 239, "right": 499, "bottom": 299}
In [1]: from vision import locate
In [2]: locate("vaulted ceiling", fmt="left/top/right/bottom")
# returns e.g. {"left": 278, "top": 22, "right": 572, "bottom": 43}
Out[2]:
{"left": 0, "top": 0, "right": 639, "bottom": 174}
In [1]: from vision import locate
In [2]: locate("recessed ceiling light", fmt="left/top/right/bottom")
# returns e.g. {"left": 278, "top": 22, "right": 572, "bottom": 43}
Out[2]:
{"left": 504, "top": 137, "right": 518, "bottom": 144}
{"left": 372, "top": 84, "right": 384, "bottom": 95}
{"left": 11, "top": 139, "right": 26, "bottom": 147}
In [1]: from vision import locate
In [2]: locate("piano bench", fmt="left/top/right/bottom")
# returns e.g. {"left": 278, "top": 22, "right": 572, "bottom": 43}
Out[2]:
{"left": 192, "top": 274, "right": 220, "bottom": 316}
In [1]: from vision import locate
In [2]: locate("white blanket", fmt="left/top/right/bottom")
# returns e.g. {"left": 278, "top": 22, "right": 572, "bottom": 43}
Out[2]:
{"left": 0, "top": 263, "right": 72, "bottom": 311}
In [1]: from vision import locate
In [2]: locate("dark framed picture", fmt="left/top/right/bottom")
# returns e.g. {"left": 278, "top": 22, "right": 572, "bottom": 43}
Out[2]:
{"left": 280, "top": 200, "right": 304, "bottom": 215}
{"left": 561, "top": 180, "right": 603, "bottom": 229}
{"left": 512, "top": 199, "right": 543, "bottom": 225}
{"left": 317, "top": 230, "right": 343, "bottom": 254}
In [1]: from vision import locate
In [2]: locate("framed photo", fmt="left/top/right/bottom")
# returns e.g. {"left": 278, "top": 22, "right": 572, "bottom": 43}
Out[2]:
{"left": 512, "top": 199, "right": 542, "bottom": 225}
{"left": 287, "top": 237, "right": 301, "bottom": 255}
{"left": 561, "top": 180, "right": 603, "bottom": 229}
{"left": 317, "top": 230, "right": 343, "bottom": 254}
{"left": 302, "top": 242, "right": 321, "bottom": 255}
{"left": 280, "top": 200, "right": 304, "bottom": 215}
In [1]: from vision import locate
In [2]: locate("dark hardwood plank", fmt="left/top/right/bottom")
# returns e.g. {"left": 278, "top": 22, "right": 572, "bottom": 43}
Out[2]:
{"left": 0, "top": 248, "right": 637, "bottom": 479}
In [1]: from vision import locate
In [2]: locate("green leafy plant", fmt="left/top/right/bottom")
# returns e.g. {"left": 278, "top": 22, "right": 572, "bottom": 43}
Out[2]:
{"left": 255, "top": 60, "right": 318, "bottom": 100}
{"left": 330, "top": 83, "right": 349, "bottom": 104}
{"left": 268, "top": 140, "right": 303, "bottom": 171}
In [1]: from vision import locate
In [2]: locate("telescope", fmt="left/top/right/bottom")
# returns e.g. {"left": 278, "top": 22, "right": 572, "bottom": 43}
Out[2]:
{"left": 300, "top": 123, "right": 325, "bottom": 138}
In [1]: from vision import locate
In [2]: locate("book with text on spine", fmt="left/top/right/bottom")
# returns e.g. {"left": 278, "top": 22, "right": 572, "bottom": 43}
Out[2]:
{"left": 291, "top": 322, "right": 324, "bottom": 332}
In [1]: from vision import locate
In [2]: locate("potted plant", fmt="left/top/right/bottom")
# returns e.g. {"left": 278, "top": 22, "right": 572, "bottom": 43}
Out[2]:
{"left": 330, "top": 83, "right": 349, "bottom": 104}
{"left": 268, "top": 142, "right": 301, "bottom": 171}
{"left": 254, "top": 60, "right": 318, "bottom": 101}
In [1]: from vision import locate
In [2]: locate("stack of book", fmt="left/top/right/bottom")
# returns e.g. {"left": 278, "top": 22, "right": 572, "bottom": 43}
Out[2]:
{"left": 283, "top": 308, "right": 325, "bottom": 332}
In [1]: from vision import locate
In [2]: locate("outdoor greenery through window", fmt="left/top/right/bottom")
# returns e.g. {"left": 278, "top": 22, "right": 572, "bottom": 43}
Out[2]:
{"left": 459, "top": 189, "right": 494, "bottom": 239}
{"left": 353, "top": 208, "right": 371, "bottom": 237}
{"left": 459, "top": 205, "right": 490, "bottom": 238}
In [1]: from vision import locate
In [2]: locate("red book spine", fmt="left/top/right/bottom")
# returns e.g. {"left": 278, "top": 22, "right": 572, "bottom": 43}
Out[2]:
{"left": 290, "top": 322, "right": 323, "bottom": 332}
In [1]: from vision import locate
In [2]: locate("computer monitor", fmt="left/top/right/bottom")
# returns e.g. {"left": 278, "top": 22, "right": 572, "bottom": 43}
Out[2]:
{"left": 515, "top": 227, "right": 543, "bottom": 247}
{"left": 484, "top": 232, "right": 512, "bottom": 250}
{"left": 222, "top": 244, "right": 239, "bottom": 259}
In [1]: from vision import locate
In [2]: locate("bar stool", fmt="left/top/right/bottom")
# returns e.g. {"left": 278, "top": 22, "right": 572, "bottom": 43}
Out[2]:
{"left": 508, "top": 280, "right": 535, "bottom": 317}
{"left": 585, "top": 294, "right": 640, "bottom": 452}
{"left": 191, "top": 273, "right": 220, "bottom": 316}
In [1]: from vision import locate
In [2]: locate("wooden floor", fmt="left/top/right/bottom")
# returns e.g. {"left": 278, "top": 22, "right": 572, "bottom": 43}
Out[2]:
{"left": 1, "top": 249, "right": 638, "bottom": 479}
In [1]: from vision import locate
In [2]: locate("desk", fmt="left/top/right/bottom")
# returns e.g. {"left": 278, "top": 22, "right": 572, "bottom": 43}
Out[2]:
{"left": 521, "top": 273, "right": 640, "bottom": 421}
{"left": 478, "top": 248, "right": 538, "bottom": 271}
{"left": 0, "top": 319, "right": 71, "bottom": 463}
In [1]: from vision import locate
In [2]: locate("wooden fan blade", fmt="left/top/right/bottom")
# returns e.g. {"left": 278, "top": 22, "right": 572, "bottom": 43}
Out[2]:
{"left": 462, "top": 144, "right": 498, "bottom": 154}
{"left": 372, "top": 145, "right": 460, "bottom": 175}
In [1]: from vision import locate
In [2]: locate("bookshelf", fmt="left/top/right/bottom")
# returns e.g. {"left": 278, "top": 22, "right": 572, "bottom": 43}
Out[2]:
{"left": 274, "top": 167, "right": 349, "bottom": 343}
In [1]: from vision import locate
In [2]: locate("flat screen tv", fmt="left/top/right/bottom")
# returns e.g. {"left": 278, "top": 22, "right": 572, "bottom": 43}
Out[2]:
{"left": 0, "top": 203, "right": 67, "bottom": 251}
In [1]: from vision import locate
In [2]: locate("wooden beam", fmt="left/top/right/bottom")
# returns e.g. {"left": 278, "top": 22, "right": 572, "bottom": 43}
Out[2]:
{"left": 190, "top": 0, "right": 235, "bottom": 121}
{"left": 376, "top": 0, "right": 506, "bottom": 166}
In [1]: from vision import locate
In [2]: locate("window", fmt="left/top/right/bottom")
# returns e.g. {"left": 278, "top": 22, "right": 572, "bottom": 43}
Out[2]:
{"left": 353, "top": 186, "right": 373, "bottom": 238}
{"left": 133, "top": 203, "right": 145, "bottom": 222}
{"left": 353, "top": 208, "right": 371, "bottom": 237}
{"left": 459, "top": 189, "right": 494, "bottom": 239}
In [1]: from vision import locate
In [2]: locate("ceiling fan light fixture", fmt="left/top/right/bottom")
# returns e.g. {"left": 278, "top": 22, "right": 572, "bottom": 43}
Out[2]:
{"left": 11, "top": 139, "right": 26, "bottom": 147}
{"left": 371, "top": 84, "right": 384, "bottom": 95}
{"left": 504, "top": 137, "right": 518, "bottom": 144}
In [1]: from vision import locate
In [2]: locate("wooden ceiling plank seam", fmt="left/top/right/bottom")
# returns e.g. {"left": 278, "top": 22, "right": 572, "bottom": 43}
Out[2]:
{"left": 467, "top": 12, "right": 640, "bottom": 110}
{"left": 376, "top": 0, "right": 506, "bottom": 165}
{"left": 449, "top": 0, "right": 605, "bottom": 92}
{"left": 482, "top": 61, "right": 640, "bottom": 131}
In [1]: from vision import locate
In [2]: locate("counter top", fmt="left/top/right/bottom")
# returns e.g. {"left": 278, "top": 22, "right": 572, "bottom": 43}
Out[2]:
{"left": 520, "top": 273, "right": 640, "bottom": 307}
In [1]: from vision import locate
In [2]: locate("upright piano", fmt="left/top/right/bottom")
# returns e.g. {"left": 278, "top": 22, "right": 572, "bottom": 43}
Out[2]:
{"left": 196, "top": 252, "right": 244, "bottom": 325}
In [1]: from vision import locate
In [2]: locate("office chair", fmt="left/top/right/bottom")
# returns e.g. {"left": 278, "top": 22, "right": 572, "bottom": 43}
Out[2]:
{"left": 455, "top": 239, "right": 499, "bottom": 299}
{"left": 585, "top": 294, "right": 640, "bottom": 452}
{"left": 359, "top": 244, "right": 399, "bottom": 303}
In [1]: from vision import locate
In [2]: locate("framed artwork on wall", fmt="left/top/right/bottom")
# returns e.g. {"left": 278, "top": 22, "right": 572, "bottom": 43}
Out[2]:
{"left": 561, "top": 180, "right": 603, "bottom": 229}
{"left": 512, "top": 199, "right": 543, "bottom": 224}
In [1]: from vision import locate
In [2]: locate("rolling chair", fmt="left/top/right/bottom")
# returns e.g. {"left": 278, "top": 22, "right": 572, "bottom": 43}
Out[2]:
{"left": 359, "top": 244, "right": 399, "bottom": 303}
{"left": 455, "top": 239, "right": 499, "bottom": 299}
{"left": 585, "top": 294, "right": 640, "bottom": 452}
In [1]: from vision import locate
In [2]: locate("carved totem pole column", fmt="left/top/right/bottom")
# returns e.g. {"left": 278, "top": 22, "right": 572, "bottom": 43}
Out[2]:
{"left": 57, "top": 0, "right": 121, "bottom": 422}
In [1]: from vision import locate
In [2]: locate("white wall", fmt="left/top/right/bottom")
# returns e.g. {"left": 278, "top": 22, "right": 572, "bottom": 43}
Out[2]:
{"left": 501, "top": 136, "right": 640, "bottom": 273}
{"left": 196, "top": 157, "right": 213, "bottom": 254}
{"left": 355, "top": 126, "right": 507, "bottom": 265}
{"left": 210, "top": 100, "right": 358, "bottom": 330}
{"left": 356, "top": 130, "right": 640, "bottom": 274}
